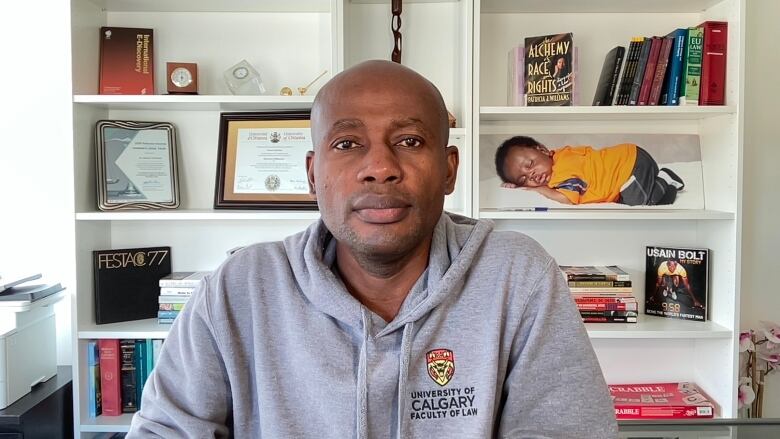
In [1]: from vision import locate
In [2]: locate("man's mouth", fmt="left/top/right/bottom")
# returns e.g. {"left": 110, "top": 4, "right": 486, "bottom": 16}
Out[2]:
{"left": 351, "top": 194, "right": 411, "bottom": 224}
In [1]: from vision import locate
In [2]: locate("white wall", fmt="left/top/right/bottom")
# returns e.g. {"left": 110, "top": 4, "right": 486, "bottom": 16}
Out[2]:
{"left": 741, "top": 0, "right": 780, "bottom": 417}
{"left": 0, "top": 2, "right": 75, "bottom": 365}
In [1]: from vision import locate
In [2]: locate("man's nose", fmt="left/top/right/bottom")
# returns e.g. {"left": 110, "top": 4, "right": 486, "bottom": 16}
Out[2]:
{"left": 356, "top": 144, "right": 402, "bottom": 184}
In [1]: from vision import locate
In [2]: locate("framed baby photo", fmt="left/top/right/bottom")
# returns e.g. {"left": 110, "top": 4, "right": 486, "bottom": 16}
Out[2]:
{"left": 95, "top": 120, "right": 180, "bottom": 211}
{"left": 214, "top": 111, "right": 317, "bottom": 210}
{"left": 480, "top": 133, "right": 705, "bottom": 211}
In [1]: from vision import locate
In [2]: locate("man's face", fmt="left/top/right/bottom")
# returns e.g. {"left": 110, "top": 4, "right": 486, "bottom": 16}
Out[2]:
{"left": 308, "top": 73, "right": 458, "bottom": 258}
{"left": 503, "top": 146, "right": 553, "bottom": 188}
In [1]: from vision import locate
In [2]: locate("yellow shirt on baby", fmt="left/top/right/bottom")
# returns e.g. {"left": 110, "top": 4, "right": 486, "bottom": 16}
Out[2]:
{"left": 549, "top": 144, "right": 637, "bottom": 204}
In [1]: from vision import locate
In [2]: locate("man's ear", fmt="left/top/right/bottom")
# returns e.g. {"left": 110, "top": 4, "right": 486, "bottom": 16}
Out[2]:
{"left": 444, "top": 145, "right": 459, "bottom": 195}
{"left": 306, "top": 151, "right": 316, "bottom": 195}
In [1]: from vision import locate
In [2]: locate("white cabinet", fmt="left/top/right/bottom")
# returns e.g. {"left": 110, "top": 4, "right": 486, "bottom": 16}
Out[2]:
{"left": 68, "top": 0, "right": 743, "bottom": 435}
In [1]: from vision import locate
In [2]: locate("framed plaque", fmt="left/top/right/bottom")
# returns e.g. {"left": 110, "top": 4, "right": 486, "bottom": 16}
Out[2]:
{"left": 214, "top": 111, "right": 317, "bottom": 210}
{"left": 95, "top": 120, "right": 180, "bottom": 211}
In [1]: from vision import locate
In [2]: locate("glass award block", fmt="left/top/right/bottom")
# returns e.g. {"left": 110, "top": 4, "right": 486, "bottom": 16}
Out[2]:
{"left": 223, "top": 59, "right": 266, "bottom": 95}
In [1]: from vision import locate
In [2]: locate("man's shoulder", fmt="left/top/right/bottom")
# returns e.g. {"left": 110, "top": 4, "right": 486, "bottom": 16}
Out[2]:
{"left": 481, "top": 229, "right": 554, "bottom": 267}
{"left": 214, "top": 239, "right": 291, "bottom": 278}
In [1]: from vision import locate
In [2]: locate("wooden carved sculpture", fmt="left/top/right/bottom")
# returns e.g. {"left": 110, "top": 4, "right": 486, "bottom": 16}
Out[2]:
{"left": 391, "top": 0, "right": 402, "bottom": 63}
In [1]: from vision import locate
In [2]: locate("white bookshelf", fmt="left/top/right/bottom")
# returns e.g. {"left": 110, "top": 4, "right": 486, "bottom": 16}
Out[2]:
{"left": 67, "top": 0, "right": 744, "bottom": 435}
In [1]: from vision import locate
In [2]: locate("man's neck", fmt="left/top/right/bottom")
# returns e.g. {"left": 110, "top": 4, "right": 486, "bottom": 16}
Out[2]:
{"left": 335, "top": 237, "right": 432, "bottom": 323}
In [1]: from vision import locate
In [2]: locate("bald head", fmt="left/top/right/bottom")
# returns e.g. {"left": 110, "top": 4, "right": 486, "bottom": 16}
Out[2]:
{"left": 311, "top": 60, "right": 450, "bottom": 145}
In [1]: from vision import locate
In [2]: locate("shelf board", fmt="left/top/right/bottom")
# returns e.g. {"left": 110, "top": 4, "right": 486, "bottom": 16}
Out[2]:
{"left": 76, "top": 209, "right": 321, "bottom": 221}
{"left": 79, "top": 319, "right": 171, "bottom": 339}
{"left": 80, "top": 413, "right": 134, "bottom": 433}
{"left": 481, "top": 0, "right": 727, "bottom": 13}
{"left": 73, "top": 95, "right": 315, "bottom": 111}
{"left": 92, "top": 0, "right": 331, "bottom": 13}
{"left": 586, "top": 316, "right": 732, "bottom": 339}
{"left": 479, "top": 209, "right": 734, "bottom": 221}
{"left": 76, "top": 316, "right": 730, "bottom": 341}
{"left": 480, "top": 105, "right": 736, "bottom": 122}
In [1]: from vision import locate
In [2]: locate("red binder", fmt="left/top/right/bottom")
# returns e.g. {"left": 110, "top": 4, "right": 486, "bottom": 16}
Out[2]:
{"left": 698, "top": 21, "right": 728, "bottom": 105}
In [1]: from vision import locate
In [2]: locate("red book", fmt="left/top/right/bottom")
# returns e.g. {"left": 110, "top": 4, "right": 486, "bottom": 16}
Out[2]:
{"left": 98, "top": 339, "right": 122, "bottom": 416}
{"left": 576, "top": 302, "right": 638, "bottom": 311}
{"left": 574, "top": 296, "right": 637, "bottom": 304}
{"left": 610, "top": 382, "right": 716, "bottom": 419}
{"left": 638, "top": 37, "right": 661, "bottom": 105}
{"left": 99, "top": 27, "right": 155, "bottom": 95}
{"left": 648, "top": 37, "right": 674, "bottom": 105}
{"left": 698, "top": 21, "right": 728, "bottom": 105}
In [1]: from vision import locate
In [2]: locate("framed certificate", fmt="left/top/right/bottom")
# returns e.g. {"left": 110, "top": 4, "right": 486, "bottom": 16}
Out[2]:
{"left": 214, "top": 111, "right": 317, "bottom": 210}
{"left": 95, "top": 120, "right": 180, "bottom": 211}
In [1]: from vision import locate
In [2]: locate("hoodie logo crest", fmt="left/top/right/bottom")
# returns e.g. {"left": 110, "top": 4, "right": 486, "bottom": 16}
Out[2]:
{"left": 426, "top": 349, "right": 455, "bottom": 386}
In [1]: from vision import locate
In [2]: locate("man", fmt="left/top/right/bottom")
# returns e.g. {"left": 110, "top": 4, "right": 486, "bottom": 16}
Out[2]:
{"left": 128, "top": 60, "right": 617, "bottom": 438}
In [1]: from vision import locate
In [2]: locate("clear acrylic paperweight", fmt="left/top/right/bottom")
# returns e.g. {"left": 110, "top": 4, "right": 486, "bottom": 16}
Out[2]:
{"left": 223, "top": 59, "right": 266, "bottom": 95}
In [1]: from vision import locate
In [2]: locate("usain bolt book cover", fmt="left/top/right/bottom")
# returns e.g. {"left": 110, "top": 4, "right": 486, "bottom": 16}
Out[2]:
{"left": 610, "top": 382, "right": 716, "bottom": 419}
{"left": 645, "top": 246, "right": 709, "bottom": 321}
{"left": 524, "top": 32, "right": 574, "bottom": 106}
{"left": 93, "top": 246, "right": 171, "bottom": 324}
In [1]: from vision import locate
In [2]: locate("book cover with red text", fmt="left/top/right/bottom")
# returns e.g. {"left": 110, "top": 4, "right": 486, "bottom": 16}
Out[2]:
{"left": 610, "top": 382, "right": 716, "bottom": 419}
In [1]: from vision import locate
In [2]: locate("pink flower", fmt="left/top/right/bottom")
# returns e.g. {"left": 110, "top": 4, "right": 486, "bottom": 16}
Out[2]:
{"left": 740, "top": 331, "right": 755, "bottom": 352}
{"left": 759, "top": 321, "right": 780, "bottom": 349}
{"left": 757, "top": 349, "right": 780, "bottom": 366}
{"left": 738, "top": 377, "right": 756, "bottom": 408}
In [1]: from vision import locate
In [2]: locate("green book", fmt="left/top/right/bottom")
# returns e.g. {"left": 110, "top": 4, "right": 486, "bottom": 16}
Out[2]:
{"left": 681, "top": 27, "right": 704, "bottom": 105}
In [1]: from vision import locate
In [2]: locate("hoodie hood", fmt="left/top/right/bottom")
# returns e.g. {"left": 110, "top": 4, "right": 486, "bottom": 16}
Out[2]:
{"left": 283, "top": 211, "right": 494, "bottom": 331}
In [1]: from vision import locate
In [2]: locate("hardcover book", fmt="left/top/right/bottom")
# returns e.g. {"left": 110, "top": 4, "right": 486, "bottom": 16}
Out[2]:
{"left": 660, "top": 28, "right": 687, "bottom": 106}
{"left": 120, "top": 339, "right": 138, "bottom": 413}
{"left": 87, "top": 340, "right": 102, "bottom": 417}
{"left": 681, "top": 27, "right": 704, "bottom": 105}
{"left": 645, "top": 246, "right": 709, "bottom": 321}
{"left": 698, "top": 21, "right": 728, "bottom": 105}
{"left": 560, "top": 265, "right": 630, "bottom": 281}
{"left": 592, "top": 46, "right": 625, "bottom": 106}
{"left": 98, "top": 339, "right": 121, "bottom": 416}
{"left": 93, "top": 246, "right": 171, "bottom": 324}
{"left": 99, "top": 27, "right": 155, "bottom": 95}
{"left": 648, "top": 37, "right": 674, "bottom": 105}
{"left": 158, "top": 271, "right": 208, "bottom": 288}
{"left": 610, "top": 382, "right": 716, "bottom": 419}
{"left": 637, "top": 37, "right": 662, "bottom": 105}
{"left": 524, "top": 33, "right": 574, "bottom": 106}
{"left": 628, "top": 37, "right": 652, "bottom": 105}
{"left": 615, "top": 38, "right": 643, "bottom": 105}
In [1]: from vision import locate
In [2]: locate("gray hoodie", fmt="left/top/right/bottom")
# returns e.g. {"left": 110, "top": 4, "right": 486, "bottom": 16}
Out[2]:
{"left": 128, "top": 213, "right": 618, "bottom": 438}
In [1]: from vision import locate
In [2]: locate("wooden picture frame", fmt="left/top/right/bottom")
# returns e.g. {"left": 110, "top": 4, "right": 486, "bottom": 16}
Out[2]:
{"left": 95, "top": 120, "right": 180, "bottom": 211}
{"left": 214, "top": 111, "right": 317, "bottom": 210}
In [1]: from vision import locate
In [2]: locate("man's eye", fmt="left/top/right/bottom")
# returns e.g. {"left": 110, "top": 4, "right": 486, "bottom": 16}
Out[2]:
{"left": 334, "top": 140, "right": 359, "bottom": 150}
{"left": 397, "top": 137, "right": 422, "bottom": 148}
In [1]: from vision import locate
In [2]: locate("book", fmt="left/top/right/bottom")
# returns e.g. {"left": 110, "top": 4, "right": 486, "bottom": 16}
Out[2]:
{"left": 660, "top": 28, "right": 687, "bottom": 105}
{"left": 560, "top": 265, "right": 630, "bottom": 281}
{"left": 93, "top": 246, "right": 171, "bottom": 324}
{"left": 610, "top": 382, "right": 716, "bottom": 419}
{"left": 120, "top": 339, "right": 138, "bottom": 413}
{"left": 615, "top": 38, "right": 643, "bottom": 105}
{"left": 637, "top": 37, "right": 662, "bottom": 105}
{"left": 158, "top": 271, "right": 208, "bottom": 288}
{"left": 159, "top": 286, "right": 195, "bottom": 296}
{"left": 644, "top": 246, "right": 709, "bottom": 321}
{"left": 99, "top": 27, "right": 154, "bottom": 95}
{"left": 580, "top": 310, "right": 638, "bottom": 318}
{"left": 152, "top": 339, "right": 163, "bottom": 366}
{"left": 592, "top": 46, "right": 626, "bottom": 106}
{"left": 158, "top": 295, "right": 190, "bottom": 304}
{"left": 159, "top": 302, "right": 186, "bottom": 311}
{"left": 583, "top": 316, "right": 637, "bottom": 323}
{"left": 648, "top": 36, "right": 674, "bottom": 105}
{"left": 569, "top": 286, "right": 632, "bottom": 294}
{"left": 524, "top": 33, "right": 574, "bottom": 106}
{"left": 507, "top": 45, "right": 525, "bottom": 105}
{"left": 698, "top": 21, "right": 728, "bottom": 105}
{"left": 576, "top": 302, "right": 638, "bottom": 312}
{"left": 680, "top": 27, "right": 704, "bottom": 105}
{"left": 628, "top": 37, "right": 652, "bottom": 105}
{"left": 0, "top": 282, "right": 64, "bottom": 302}
{"left": 87, "top": 340, "right": 102, "bottom": 417}
{"left": 574, "top": 296, "right": 637, "bottom": 304}
{"left": 135, "top": 339, "right": 147, "bottom": 409}
{"left": 0, "top": 273, "right": 42, "bottom": 292}
{"left": 98, "top": 339, "right": 121, "bottom": 416}
{"left": 568, "top": 280, "right": 632, "bottom": 288}
{"left": 157, "top": 310, "right": 181, "bottom": 320}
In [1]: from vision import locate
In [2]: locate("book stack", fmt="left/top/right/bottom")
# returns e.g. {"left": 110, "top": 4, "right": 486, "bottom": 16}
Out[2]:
{"left": 93, "top": 338, "right": 164, "bottom": 417}
{"left": 610, "top": 382, "right": 716, "bottom": 419}
{"left": 158, "top": 271, "right": 209, "bottom": 324}
{"left": 592, "top": 21, "right": 727, "bottom": 106}
{"left": 561, "top": 265, "right": 638, "bottom": 323}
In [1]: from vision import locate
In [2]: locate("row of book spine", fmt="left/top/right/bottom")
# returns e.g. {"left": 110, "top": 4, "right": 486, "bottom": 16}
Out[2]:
{"left": 561, "top": 265, "right": 638, "bottom": 323}
{"left": 88, "top": 338, "right": 164, "bottom": 417}
{"left": 157, "top": 271, "right": 209, "bottom": 324}
{"left": 593, "top": 21, "right": 727, "bottom": 106}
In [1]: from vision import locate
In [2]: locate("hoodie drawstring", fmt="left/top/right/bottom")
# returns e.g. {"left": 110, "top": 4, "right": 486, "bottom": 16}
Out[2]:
{"left": 357, "top": 308, "right": 370, "bottom": 439}
{"left": 396, "top": 322, "right": 414, "bottom": 439}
